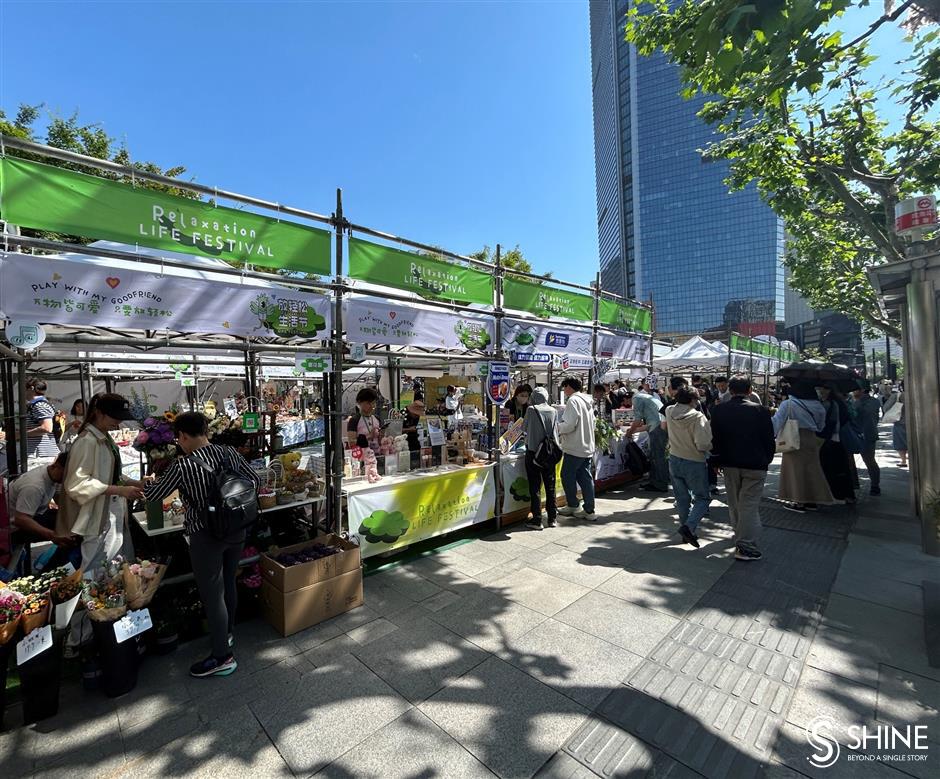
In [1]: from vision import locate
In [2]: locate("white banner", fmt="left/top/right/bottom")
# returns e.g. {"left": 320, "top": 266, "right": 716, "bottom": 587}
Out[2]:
{"left": 596, "top": 330, "right": 650, "bottom": 364}
{"left": 0, "top": 252, "right": 332, "bottom": 339}
{"left": 347, "top": 465, "right": 497, "bottom": 559}
{"left": 501, "top": 318, "right": 593, "bottom": 356}
{"left": 344, "top": 296, "right": 494, "bottom": 352}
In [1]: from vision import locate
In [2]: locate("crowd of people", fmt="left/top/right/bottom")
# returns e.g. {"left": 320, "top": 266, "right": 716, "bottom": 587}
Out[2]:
{"left": 3, "top": 371, "right": 904, "bottom": 679}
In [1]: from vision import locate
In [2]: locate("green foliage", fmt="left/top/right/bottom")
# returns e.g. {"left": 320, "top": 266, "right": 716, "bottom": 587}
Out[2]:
{"left": 626, "top": 1, "right": 940, "bottom": 339}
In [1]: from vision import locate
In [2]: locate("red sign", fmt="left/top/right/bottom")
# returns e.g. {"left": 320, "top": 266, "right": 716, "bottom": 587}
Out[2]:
{"left": 895, "top": 196, "right": 937, "bottom": 233}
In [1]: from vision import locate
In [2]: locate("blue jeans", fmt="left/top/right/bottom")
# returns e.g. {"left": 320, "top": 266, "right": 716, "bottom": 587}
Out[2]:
{"left": 669, "top": 455, "right": 710, "bottom": 533}
{"left": 561, "top": 454, "right": 595, "bottom": 513}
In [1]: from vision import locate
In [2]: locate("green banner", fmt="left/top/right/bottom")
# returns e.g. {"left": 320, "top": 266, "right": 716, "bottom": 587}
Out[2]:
{"left": 502, "top": 277, "right": 594, "bottom": 322}
{"left": 0, "top": 156, "right": 331, "bottom": 274}
{"left": 348, "top": 238, "right": 493, "bottom": 306}
{"left": 598, "top": 297, "right": 652, "bottom": 333}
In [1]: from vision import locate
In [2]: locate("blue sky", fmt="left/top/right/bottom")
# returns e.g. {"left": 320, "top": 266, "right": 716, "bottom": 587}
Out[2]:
{"left": 0, "top": 1, "right": 914, "bottom": 287}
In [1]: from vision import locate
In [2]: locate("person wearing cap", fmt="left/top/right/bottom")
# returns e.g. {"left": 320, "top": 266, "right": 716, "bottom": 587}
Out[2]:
{"left": 59, "top": 393, "right": 146, "bottom": 575}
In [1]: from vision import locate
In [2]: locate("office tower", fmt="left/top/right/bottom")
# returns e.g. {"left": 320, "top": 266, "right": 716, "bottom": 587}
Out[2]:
{"left": 590, "top": 0, "right": 785, "bottom": 336}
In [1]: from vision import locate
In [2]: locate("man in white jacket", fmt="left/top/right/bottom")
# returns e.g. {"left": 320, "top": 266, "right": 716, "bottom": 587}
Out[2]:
{"left": 556, "top": 377, "right": 598, "bottom": 520}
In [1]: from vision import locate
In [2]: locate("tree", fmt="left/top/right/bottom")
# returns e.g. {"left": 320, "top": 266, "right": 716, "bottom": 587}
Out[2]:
{"left": 626, "top": 1, "right": 940, "bottom": 339}
{"left": 420, "top": 243, "right": 551, "bottom": 281}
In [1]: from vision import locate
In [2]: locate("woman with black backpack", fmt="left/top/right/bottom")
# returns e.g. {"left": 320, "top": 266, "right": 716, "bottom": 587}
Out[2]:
{"left": 144, "top": 412, "right": 261, "bottom": 679}
{"left": 522, "top": 387, "right": 559, "bottom": 530}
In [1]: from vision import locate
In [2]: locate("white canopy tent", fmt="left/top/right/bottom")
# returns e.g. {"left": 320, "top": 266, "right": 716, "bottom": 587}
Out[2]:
{"left": 653, "top": 336, "right": 729, "bottom": 372}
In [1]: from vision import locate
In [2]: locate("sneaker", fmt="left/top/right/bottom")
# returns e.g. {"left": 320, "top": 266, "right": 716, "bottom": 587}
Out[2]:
{"left": 710, "top": 488, "right": 720, "bottom": 496}
{"left": 678, "top": 525, "right": 700, "bottom": 548}
{"left": 190, "top": 654, "right": 238, "bottom": 678}
{"left": 525, "top": 518, "right": 543, "bottom": 530}
{"left": 735, "top": 546, "right": 762, "bottom": 561}
{"left": 804, "top": 503, "right": 819, "bottom": 511}
{"left": 557, "top": 506, "right": 576, "bottom": 516}
{"left": 782, "top": 503, "right": 807, "bottom": 514}
{"left": 546, "top": 518, "right": 557, "bottom": 528}
{"left": 870, "top": 486, "right": 881, "bottom": 496}
{"left": 228, "top": 633, "right": 235, "bottom": 648}
{"left": 575, "top": 508, "right": 597, "bottom": 521}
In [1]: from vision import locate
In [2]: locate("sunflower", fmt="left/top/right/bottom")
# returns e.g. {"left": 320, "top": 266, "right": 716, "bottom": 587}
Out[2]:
{"left": 163, "top": 411, "right": 177, "bottom": 422}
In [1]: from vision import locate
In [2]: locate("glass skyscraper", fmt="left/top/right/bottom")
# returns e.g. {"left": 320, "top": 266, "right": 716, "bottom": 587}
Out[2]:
{"left": 590, "top": 0, "right": 785, "bottom": 336}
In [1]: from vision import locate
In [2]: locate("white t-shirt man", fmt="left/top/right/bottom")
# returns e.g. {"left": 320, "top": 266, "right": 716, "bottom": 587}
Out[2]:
{"left": 10, "top": 465, "right": 58, "bottom": 523}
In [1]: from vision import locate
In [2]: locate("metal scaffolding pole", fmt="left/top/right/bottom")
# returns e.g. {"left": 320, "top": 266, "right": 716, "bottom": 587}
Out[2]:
{"left": 331, "top": 189, "right": 346, "bottom": 537}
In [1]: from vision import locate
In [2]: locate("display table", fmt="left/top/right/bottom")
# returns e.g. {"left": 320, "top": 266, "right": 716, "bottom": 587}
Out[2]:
{"left": 345, "top": 463, "right": 497, "bottom": 559}
{"left": 498, "top": 453, "right": 566, "bottom": 519}
{"left": 131, "top": 495, "right": 326, "bottom": 538}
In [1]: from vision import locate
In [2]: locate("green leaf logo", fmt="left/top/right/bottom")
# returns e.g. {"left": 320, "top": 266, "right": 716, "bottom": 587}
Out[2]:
{"left": 358, "top": 510, "right": 410, "bottom": 544}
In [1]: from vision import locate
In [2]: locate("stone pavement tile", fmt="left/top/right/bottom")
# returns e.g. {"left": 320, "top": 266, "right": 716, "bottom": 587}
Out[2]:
{"left": 555, "top": 591, "right": 679, "bottom": 656}
{"left": 351, "top": 614, "right": 489, "bottom": 704}
{"left": 362, "top": 577, "right": 420, "bottom": 616}
{"left": 831, "top": 569, "right": 924, "bottom": 616}
{"left": 560, "top": 533, "right": 654, "bottom": 568}
{"left": 120, "top": 704, "right": 205, "bottom": 764}
{"left": 249, "top": 655, "right": 411, "bottom": 776}
{"left": 117, "top": 704, "right": 291, "bottom": 778}
{"left": 25, "top": 687, "right": 122, "bottom": 770}
{"left": 302, "top": 633, "right": 360, "bottom": 668}
{"left": 558, "top": 716, "right": 705, "bottom": 779}
{"left": 594, "top": 683, "right": 771, "bottom": 776}
{"left": 451, "top": 539, "right": 518, "bottom": 568}
{"left": 0, "top": 712, "right": 34, "bottom": 776}
{"left": 289, "top": 603, "right": 381, "bottom": 652}
{"left": 314, "top": 707, "right": 495, "bottom": 779}
{"left": 504, "top": 526, "right": 563, "bottom": 550}
{"left": 598, "top": 569, "right": 709, "bottom": 619}
{"left": 471, "top": 556, "right": 531, "bottom": 586}
{"left": 419, "top": 656, "right": 588, "bottom": 779}
{"left": 420, "top": 588, "right": 462, "bottom": 612}
{"left": 346, "top": 617, "right": 399, "bottom": 646}
{"left": 805, "top": 625, "right": 882, "bottom": 689}
{"left": 876, "top": 667, "right": 940, "bottom": 745}
{"left": 629, "top": 545, "right": 734, "bottom": 591}
{"left": 500, "top": 618, "right": 645, "bottom": 710}
{"left": 785, "top": 666, "right": 877, "bottom": 743}
{"left": 430, "top": 587, "right": 549, "bottom": 654}
{"left": 533, "top": 752, "right": 606, "bottom": 779}
{"left": 530, "top": 548, "right": 621, "bottom": 590}
{"left": 486, "top": 567, "right": 591, "bottom": 617}
{"left": 414, "top": 550, "right": 496, "bottom": 579}
{"left": 230, "top": 617, "right": 305, "bottom": 674}
{"left": 370, "top": 565, "right": 443, "bottom": 601}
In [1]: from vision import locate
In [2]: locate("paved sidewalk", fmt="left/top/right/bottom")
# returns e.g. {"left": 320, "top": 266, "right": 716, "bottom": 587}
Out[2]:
{"left": 1, "top": 439, "right": 938, "bottom": 778}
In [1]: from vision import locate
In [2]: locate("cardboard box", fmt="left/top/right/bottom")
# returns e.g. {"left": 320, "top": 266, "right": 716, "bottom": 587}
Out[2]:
{"left": 260, "top": 534, "right": 361, "bottom": 592}
{"left": 261, "top": 568, "right": 363, "bottom": 637}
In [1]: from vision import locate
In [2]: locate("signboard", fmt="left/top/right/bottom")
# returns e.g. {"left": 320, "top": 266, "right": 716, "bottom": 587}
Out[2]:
{"left": 895, "top": 196, "right": 938, "bottom": 234}
{"left": 295, "top": 353, "right": 333, "bottom": 373}
{"left": 502, "top": 278, "right": 594, "bottom": 322}
{"left": 501, "top": 318, "right": 592, "bottom": 356}
{"left": 597, "top": 297, "right": 653, "bottom": 333}
{"left": 0, "top": 157, "right": 331, "bottom": 274}
{"left": 348, "top": 238, "right": 493, "bottom": 306}
{"left": 487, "top": 361, "right": 510, "bottom": 404}
{"left": 5, "top": 320, "right": 46, "bottom": 350}
{"left": 345, "top": 296, "right": 494, "bottom": 352}
{"left": 114, "top": 609, "right": 153, "bottom": 643}
{"left": 0, "top": 252, "right": 332, "bottom": 339}
{"left": 348, "top": 343, "right": 367, "bottom": 363}
{"left": 347, "top": 465, "right": 497, "bottom": 558}
{"left": 17, "top": 625, "right": 53, "bottom": 666}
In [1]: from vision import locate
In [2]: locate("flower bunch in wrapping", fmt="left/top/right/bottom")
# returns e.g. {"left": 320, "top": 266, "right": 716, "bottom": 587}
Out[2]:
{"left": 0, "top": 591, "right": 25, "bottom": 645}
{"left": 21, "top": 592, "right": 50, "bottom": 634}
{"left": 122, "top": 558, "right": 168, "bottom": 609}
{"left": 5, "top": 565, "right": 83, "bottom": 635}
{"left": 81, "top": 563, "right": 127, "bottom": 622}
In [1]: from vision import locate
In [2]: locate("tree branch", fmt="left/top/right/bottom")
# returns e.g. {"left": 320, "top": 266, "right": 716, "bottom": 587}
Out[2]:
{"left": 831, "top": 0, "right": 916, "bottom": 56}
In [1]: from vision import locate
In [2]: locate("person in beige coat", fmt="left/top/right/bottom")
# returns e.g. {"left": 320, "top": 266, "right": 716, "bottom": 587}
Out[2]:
{"left": 59, "top": 394, "right": 146, "bottom": 576}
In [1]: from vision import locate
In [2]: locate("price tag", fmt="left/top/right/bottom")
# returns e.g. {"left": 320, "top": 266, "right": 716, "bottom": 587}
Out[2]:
{"left": 427, "top": 418, "right": 446, "bottom": 447}
{"left": 113, "top": 608, "right": 153, "bottom": 644}
{"left": 54, "top": 593, "right": 81, "bottom": 630}
{"left": 17, "top": 625, "right": 53, "bottom": 666}
{"left": 62, "top": 562, "right": 76, "bottom": 575}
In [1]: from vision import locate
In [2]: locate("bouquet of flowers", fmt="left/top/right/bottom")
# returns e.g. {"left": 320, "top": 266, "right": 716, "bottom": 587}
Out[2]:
{"left": 82, "top": 560, "right": 127, "bottom": 622}
{"left": 122, "top": 557, "right": 168, "bottom": 609}
{"left": 0, "top": 591, "right": 25, "bottom": 645}
{"left": 21, "top": 593, "right": 50, "bottom": 634}
{"left": 133, "top": 417, "right": 178, "bottom": 462}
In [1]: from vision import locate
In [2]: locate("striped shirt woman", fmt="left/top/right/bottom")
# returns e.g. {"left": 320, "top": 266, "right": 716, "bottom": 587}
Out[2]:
{"left": 144, "top": 443, "right": 261, "bottom": 535}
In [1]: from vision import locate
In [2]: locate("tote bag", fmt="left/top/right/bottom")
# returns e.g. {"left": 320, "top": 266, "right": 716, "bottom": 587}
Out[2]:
{"left": 883, "top": 400, "right": 903, "bottom": 425}
{"left": 775, "top": 401, "right": 801, "bottom": 454}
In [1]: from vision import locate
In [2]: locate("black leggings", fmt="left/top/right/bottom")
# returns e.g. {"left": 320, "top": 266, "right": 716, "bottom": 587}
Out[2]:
{"left": 189, "top": 528, "right": 245, "bottom": 658}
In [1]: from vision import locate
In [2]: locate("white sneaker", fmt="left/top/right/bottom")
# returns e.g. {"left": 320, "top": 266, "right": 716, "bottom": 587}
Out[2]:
{"left": 575, "top": 508, "right": 597, "bottom": 521}
{"left": 557, "top": 506, "right": 576, "bottom": 516}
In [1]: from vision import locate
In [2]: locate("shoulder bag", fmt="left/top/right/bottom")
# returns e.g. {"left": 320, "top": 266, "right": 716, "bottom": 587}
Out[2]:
{"left": 775, "top": 400, "right": 801, "bottom": 454}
